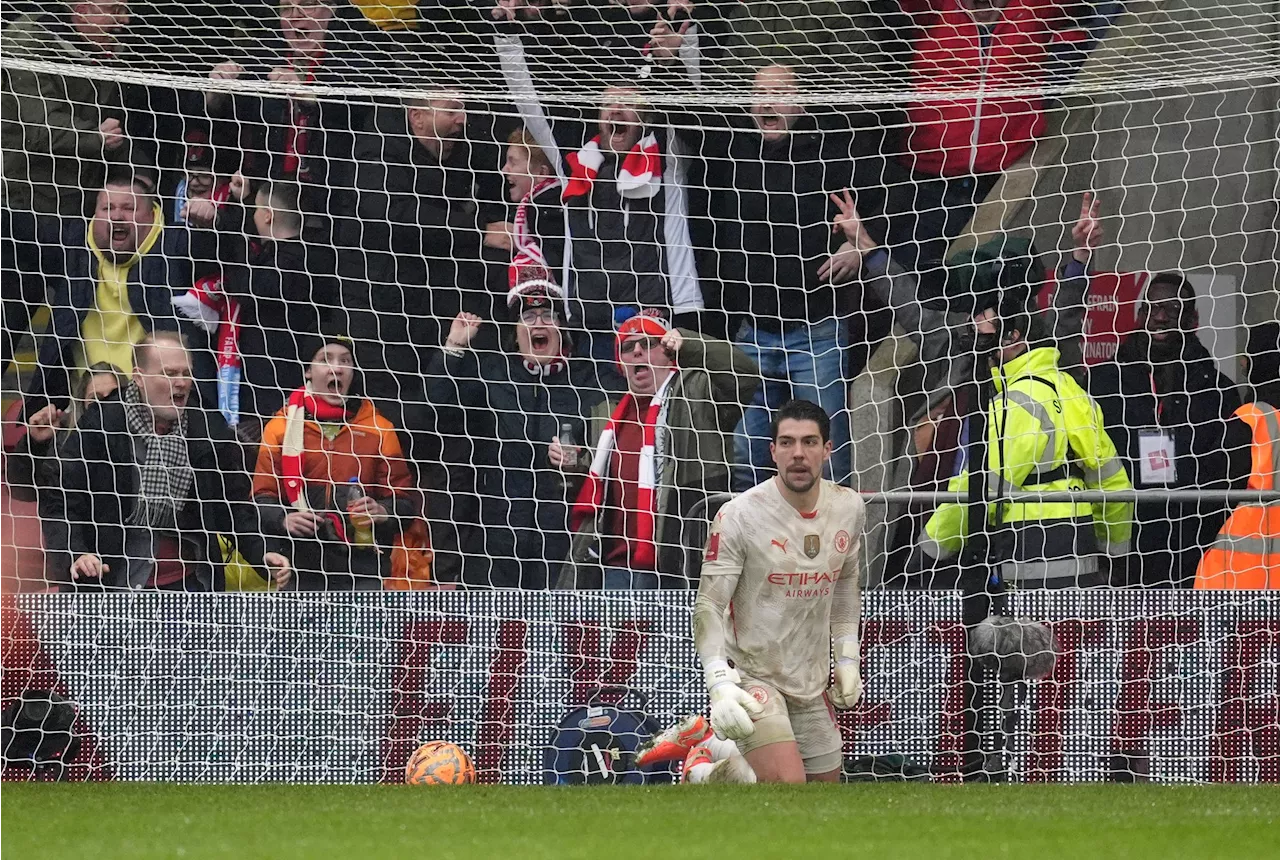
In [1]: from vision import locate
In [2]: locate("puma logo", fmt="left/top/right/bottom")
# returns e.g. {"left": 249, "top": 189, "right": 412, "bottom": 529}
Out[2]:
{"left": 771, "top": 539, "right": 788, "bottom": 553}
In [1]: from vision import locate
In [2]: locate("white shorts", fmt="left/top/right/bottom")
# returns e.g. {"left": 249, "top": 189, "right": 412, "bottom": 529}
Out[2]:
{"left": 735, "top": 676, "right": 843, "bottom": 775}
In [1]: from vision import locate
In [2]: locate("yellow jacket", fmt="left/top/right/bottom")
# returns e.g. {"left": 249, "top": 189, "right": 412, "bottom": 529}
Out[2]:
{"left": 922, "top": 347, "right": 1133, "bottom": 580}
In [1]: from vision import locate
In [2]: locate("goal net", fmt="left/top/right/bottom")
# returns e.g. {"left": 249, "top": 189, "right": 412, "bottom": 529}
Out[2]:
{"left": 1, "top": 0, "right": 1277, "bottom": 783}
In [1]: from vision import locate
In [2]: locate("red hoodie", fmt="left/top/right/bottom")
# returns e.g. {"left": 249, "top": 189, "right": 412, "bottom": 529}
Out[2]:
{"left": 904, "top": 0, "right": 1083, "bottom": 177}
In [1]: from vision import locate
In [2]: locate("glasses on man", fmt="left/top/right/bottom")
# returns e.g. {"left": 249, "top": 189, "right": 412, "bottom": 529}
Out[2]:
{"left": 520, "top": 308, "right": 557, "bottom": 325}
{"left": 1143, "top": 298, "right": 1192, "bottom": 323}
{"left": 620, "top": 337, "right": 661, "bottom": 356}
{"left": 282, "top": 0, "right": 332, "bottom": 17}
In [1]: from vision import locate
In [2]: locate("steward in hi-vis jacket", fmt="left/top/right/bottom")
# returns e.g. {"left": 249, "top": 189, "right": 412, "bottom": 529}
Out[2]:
{"left": 919, "top": 290, "right": 1134, "bottom": 588}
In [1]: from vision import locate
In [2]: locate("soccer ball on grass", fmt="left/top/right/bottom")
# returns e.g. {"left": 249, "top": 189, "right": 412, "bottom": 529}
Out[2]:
{"left": 405, "top": 741, "right": 476, "bottom": 785}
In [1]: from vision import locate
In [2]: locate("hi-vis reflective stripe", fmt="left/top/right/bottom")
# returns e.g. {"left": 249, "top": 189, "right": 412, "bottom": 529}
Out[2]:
{"left": 1001, "top": 388, "right": 1057, "bottom": 463}
{"left": 1000, "top": 557, "right": 1087, "bottom": 582}
{"left": 992, "top": 389, "right": 1061, "bottom": 495}
{"left": 984, "top": 470, "right": 1094, "bottom": 496}
{"left": 1209, "top": 534, "right": 1280, "bottom": 558}
{"left": 1083, "top": 459, "right": 1124, "bottom": 485}
{"left": 1260, "top": 404, "right": 1280, "bottom": 485}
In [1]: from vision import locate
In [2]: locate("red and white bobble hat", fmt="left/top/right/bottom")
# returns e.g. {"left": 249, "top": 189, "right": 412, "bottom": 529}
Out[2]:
{"left": 506, "top": 267, "right": 565, "bottom": 314}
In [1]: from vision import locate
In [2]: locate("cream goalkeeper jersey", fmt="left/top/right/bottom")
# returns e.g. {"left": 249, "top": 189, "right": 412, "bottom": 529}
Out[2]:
{"left": 697, "top": 478, "right": 866, "bottom": 701}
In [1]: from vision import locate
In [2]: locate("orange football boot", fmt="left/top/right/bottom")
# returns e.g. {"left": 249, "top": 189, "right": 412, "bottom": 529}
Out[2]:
{"left": 635, "top": 714, "right": 712, "bottom": 767}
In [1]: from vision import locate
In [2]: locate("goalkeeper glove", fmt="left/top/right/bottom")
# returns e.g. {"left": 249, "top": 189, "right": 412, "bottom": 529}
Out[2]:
{"left": 704, "top": 659, "right": 763, "bottom": 740}
{"left": 828, "top": 635, "right": 863, "bottom": 710}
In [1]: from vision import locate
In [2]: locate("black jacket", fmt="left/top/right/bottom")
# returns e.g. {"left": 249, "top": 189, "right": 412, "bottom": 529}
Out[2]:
{"left": 5, "top": 430, "right": 73, "bottom": 584}
{"left": 679, "top": 111, "right": 904, "bottom": 325}
{"left": 424, "top": 347, "right": 607, "bottom": 588}
{"left": 47, "top": 395, "right": 267, "bottom": 590}
{"left": 335, "top": 106, "right": 505, "bottom": 399}
{"left": 1089, "top": 333, "right": 1251, "bottom": 586}
{"left": 557, "top": 126, "right": 681, "bottom": 331}
{"left": 206, "top": 10, "right": 399, "bottom": 225}
{"left": 214, "top": 205, "right": 337, "bottom": 424}
{"left": 5, "top": 432, "right": 52, "bottom": 506}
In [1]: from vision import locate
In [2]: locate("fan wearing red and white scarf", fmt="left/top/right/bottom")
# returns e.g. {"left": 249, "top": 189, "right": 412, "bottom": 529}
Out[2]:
{"left": 569, "top": 309, "right": 678, "bottom": 570}
{"left": 508, "top": 175, "right": 561, "bottom": 289}
{"left": 279, "top": 382, "right": 360, "bottom": 543}
{"left": 563, "top": 131, "right": 663, "bottom": 202}
{"left": 570, "top": 369, "right": 674, "bottom": 570}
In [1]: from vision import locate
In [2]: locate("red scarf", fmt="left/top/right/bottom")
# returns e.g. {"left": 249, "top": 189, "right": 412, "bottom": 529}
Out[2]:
{"left": 281, "top": 384, "right": 355, "bottom": 542}
{"left": 210, "top": 180, "right": 232, "bottom": 210}
{"left": 523, "top": 357, "right": 567, "bottom": 377}
{"left": 215, "top": 300, "right": 241, "bottom": 424}
{"left": 172, "top": 271, "right": 243, "bottom": 425}
{"left": 282, "top": 58, "right": 320, "bottom": 179}
{"left": 508, "top": 175, "right": 561, "bottom": 288}
{"left": 562, "top": 132, "right": 662, "bottom": 202}
{"left": 570, "top": 371, "right": 673, "bottom": 569}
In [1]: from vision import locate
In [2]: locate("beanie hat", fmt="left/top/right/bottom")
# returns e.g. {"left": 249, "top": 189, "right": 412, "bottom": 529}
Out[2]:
{"left": 506, "top": 270, "right": 564, "bottom": 314}
{"left": 616, "top": 308, "right": 671, "bottom": 341}
{"left": 184, "top": 127, "right": 215, "bottom": 173}
{"left": 615, "top": 308, "right": 672, "bottom": 365}
{"left": 306, "top": 332, "right": 356, "bottom": 363}
{"left": 945, "top": 235, "right": 1044, "bottom": 319}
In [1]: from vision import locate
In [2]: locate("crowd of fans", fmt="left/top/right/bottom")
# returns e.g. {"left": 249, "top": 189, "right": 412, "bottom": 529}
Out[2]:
{"left": 2, "top": 0, "right": 1276, "bottom": 592}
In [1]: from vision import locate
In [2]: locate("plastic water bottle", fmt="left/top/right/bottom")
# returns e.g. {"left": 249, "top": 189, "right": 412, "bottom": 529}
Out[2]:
{"left": 347, "top": 476, "right": 375, "bottom": 546}
{"left": 559, "top": 422, "right": 578, "bottom": 469}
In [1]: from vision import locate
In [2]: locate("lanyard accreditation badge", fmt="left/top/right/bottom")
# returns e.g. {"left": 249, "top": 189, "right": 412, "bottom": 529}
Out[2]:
{"left": 1138, "top": 427, "right": 1177, "bottom": 484}
{"left": 1139, "top": 370, "right": 1177, "bottom": 484}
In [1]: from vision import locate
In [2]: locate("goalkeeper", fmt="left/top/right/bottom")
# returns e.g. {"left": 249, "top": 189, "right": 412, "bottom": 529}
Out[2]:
{"left": 638, "top": 399, "right": 866, "bottom": 783}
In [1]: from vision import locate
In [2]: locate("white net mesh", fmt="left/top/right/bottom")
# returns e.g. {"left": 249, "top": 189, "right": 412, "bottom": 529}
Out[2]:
{"left": 1, "top": 0, "right": 1278, "bottom": 783}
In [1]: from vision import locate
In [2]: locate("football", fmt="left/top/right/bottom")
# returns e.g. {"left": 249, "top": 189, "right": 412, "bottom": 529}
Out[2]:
{"left": 404, "top": 741, "right": 476, "bottom": 786}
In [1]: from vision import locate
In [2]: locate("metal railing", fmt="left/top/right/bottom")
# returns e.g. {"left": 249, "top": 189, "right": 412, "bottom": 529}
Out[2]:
{"left": 679, "top": 487, "right": 1279, "bottom": 581}
{"left": 681, "top": 492, "right": 736, "bottom": 580}
{"left": 861, "top": 489, "right": 1280, "bottom": 504}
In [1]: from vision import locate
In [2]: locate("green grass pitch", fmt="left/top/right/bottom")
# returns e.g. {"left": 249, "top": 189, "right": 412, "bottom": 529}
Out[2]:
{"left": 4, "top": 783, "right": 1279, "bottom": 859}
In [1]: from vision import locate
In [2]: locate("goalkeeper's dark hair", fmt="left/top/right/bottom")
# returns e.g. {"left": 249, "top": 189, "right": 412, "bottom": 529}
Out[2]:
{"left": 771, "top": 399, "right": 831, "bottom": 443}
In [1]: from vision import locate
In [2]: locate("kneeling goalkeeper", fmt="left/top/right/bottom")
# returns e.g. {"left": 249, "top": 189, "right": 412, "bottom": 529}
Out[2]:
{"left": 639, "top": 399, "right": 866, "bottom": 783}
